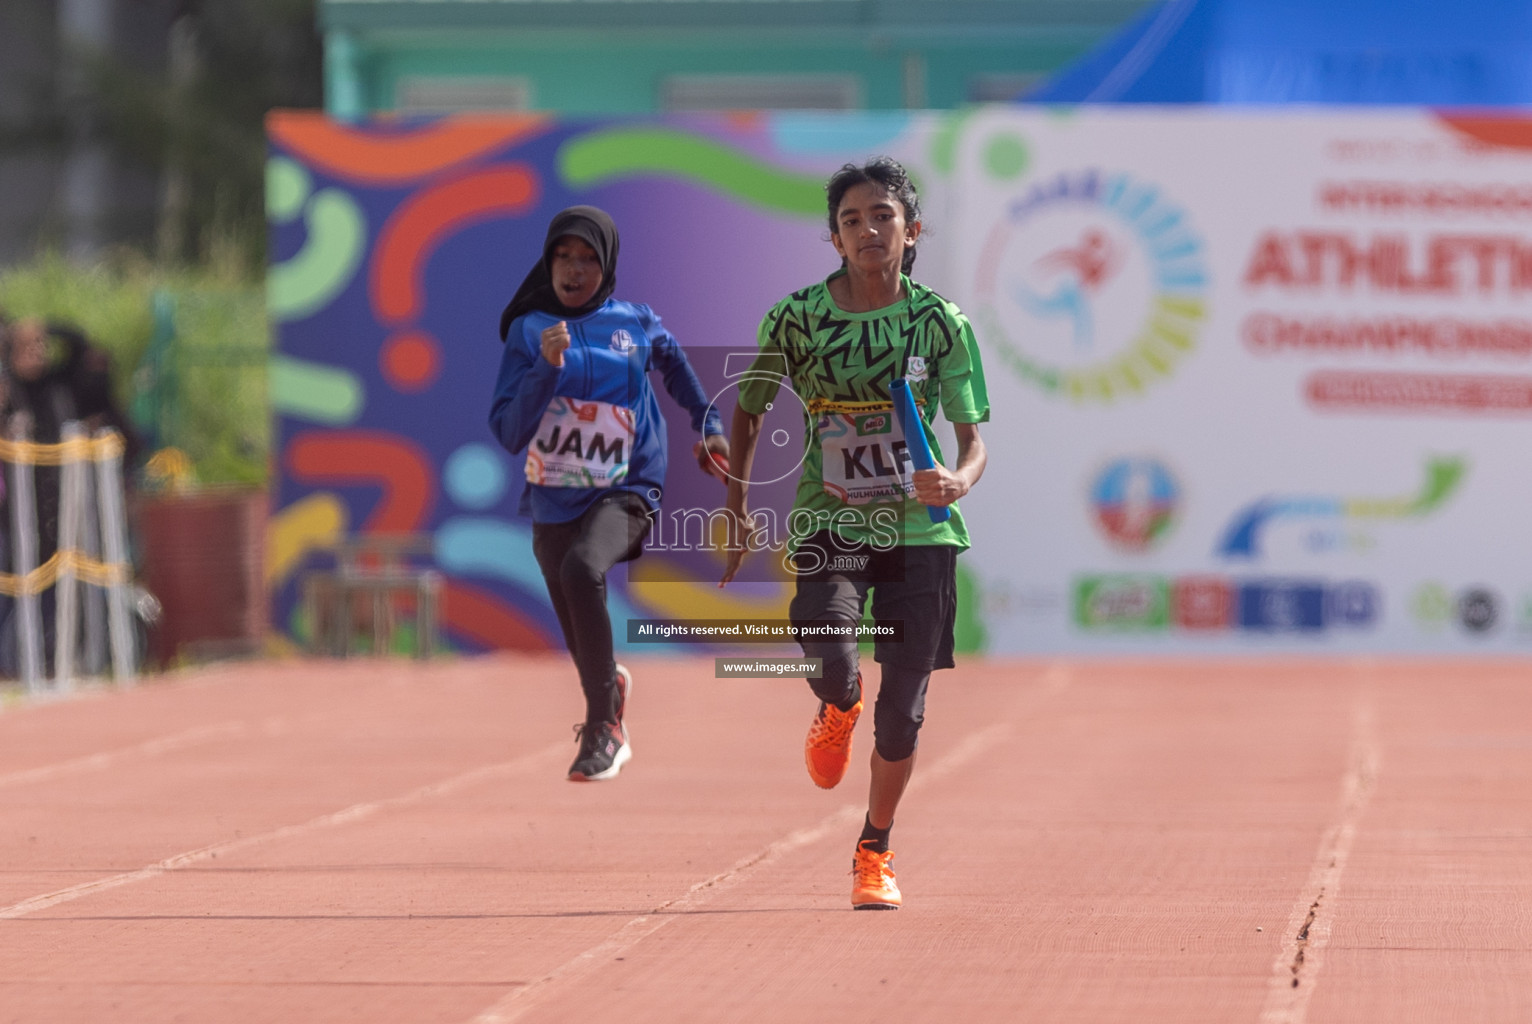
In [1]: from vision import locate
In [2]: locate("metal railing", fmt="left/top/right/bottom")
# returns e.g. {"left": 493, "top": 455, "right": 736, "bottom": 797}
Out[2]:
{"left": 1, "top": 422, "right": 137, "bottom": 694}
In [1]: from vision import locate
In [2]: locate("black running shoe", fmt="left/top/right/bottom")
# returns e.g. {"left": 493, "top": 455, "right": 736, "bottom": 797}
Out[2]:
{"left": 567, "top": 720, "right": 631, "bottom": 781}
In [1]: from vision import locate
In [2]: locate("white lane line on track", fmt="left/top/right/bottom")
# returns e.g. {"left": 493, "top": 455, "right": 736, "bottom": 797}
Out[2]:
{"left": 0, "top": 721, "right": 255, "bottom": 790}
{"left": 467, "top": 801, "right": 867, "bottom": 1024}
{"left": 468, "top": 666, "right": 1071, "bottom": 1024}
{"left": 1258, "top": 694, "right": 1381, "bottom": 1024}
{"left": 0, "top": 741, "right": 568, "bottom": 921}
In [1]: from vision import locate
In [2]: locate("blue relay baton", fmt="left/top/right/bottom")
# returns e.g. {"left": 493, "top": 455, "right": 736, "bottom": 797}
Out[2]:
{"left": 889, "top": 378, "right": 950, "bottom": 524}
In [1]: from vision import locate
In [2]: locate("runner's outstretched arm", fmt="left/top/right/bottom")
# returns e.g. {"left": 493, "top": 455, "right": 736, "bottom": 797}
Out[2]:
{"left": 720, "top": 403, "right": 763, "bottom": 586}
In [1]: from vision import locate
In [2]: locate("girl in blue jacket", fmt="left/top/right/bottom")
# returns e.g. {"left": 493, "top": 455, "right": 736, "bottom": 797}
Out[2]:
{"left": 491, "top": 206, "right": 728, "bottom": 781}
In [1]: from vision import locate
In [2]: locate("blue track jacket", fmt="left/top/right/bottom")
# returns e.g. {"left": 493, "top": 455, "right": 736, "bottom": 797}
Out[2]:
{"left": 490, "top": 299, "right": 724, "bottom": 523}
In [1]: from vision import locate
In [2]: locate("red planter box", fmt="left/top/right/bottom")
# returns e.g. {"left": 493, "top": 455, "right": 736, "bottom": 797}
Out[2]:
{"left": 133, "top": 488, "right": 267, "bottom": 668}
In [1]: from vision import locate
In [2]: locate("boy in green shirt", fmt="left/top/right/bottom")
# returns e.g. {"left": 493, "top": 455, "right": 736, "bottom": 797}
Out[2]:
{"left": 721, "top": 157, "right": 990, "bottom": 910}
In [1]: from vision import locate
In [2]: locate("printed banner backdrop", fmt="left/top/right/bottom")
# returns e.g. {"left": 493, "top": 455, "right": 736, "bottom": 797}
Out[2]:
{"left": 267, "top": 109, "right": 1532, "bottom": 656}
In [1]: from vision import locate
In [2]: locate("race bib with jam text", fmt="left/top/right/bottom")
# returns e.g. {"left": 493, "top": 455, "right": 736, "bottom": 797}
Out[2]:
{"left": 525, "top": 398, "right": 636, "bottom": 488}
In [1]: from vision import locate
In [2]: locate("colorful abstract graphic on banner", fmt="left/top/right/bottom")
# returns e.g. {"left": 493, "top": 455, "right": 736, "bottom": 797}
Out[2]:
{"left": 268, "top": 109, "right": 1532, "bottom": 655}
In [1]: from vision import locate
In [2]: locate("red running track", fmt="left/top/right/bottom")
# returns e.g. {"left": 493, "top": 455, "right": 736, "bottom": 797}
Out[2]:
{"left": 2, "top": 655, "right": 1530, "bottom": 1023}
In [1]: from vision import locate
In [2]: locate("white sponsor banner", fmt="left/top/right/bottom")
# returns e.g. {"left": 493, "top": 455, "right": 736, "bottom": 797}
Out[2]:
{"left": 914, "top": 108, "right": 1532, "bottom": 653}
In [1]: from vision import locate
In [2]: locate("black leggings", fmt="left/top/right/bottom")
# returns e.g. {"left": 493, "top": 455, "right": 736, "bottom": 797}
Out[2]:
{"left": 532, "top": 492, "right": 651, "bottom": 725}
{"left": 788, "top": 535, "right": 958, "bottom": 762}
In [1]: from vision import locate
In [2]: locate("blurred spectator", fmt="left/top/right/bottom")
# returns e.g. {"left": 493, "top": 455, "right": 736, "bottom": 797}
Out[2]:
{"left": 4, "top": 318, "right": 142, "bottom": 470}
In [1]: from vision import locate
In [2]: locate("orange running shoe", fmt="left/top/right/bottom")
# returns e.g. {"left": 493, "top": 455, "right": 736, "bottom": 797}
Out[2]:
{"left": 850, "top": 840, "right": 901, "bottom": 910}
{"left": 804, "top": 698, "right": 862, "bottom": 789}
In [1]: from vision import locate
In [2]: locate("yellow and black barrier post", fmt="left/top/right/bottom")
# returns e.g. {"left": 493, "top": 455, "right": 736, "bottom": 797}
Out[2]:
{"left": 0, "top": 424, "right": 136, "bottom": 695}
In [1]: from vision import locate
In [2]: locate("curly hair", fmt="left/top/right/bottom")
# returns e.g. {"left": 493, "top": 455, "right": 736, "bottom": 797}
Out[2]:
{"left": 825, "top": 157, "right": 922, "bottom": 274}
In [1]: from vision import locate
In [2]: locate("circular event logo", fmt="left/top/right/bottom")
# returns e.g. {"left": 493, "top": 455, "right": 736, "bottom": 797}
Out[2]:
{"left": 974, "top": 169, "right": 1208, "bottom": 403}
{"left": 1458, "top": 587, "right": 1500, "bottom": 634}
{"left": 1411, "top": 582, "right": 1453, "bottom": 628}
{"left": 1090, "top": 457, "right": 1180, "bottom": 552}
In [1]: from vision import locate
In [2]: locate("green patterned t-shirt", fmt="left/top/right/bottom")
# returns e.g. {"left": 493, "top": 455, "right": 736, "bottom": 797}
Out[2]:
{"left": 739, "top": 272, "right": 990, "bottom": 550}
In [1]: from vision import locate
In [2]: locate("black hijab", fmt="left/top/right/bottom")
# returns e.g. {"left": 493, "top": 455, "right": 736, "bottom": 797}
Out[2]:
{"left": 498, "top": 206, "right": 620, "bottom": 341}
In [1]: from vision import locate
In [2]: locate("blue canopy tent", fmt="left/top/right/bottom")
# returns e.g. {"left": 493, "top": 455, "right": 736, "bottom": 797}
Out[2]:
{"left": 1027, "top": 0, "right": 1532, "bottom": 105}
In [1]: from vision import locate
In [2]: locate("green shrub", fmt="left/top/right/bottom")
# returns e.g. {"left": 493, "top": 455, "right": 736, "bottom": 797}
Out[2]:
{"left": 0, "top": 252, "right": 268, "bottom": 487}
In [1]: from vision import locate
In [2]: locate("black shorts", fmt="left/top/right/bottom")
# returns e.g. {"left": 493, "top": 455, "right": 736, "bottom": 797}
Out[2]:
{"left": 786, "top": 531, "right": 959, "bottom": 672}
